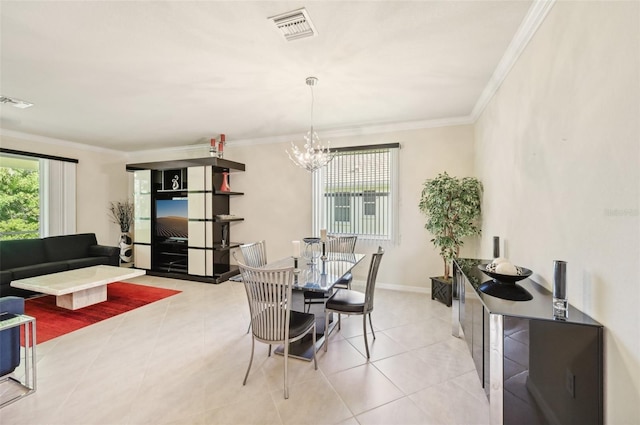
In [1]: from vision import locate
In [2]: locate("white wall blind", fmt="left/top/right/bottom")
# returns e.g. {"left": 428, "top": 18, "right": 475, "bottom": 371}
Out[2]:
{"left": 312, "top": 143, "right": 399, "bottom": 243}
{"left": 42, "top": 159, "right": 76, "bottom": 236}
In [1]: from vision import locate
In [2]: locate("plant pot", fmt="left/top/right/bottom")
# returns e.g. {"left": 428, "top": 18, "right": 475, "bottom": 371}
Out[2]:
{"left": 430, "top": 276, "right": 452, "bottom": 307}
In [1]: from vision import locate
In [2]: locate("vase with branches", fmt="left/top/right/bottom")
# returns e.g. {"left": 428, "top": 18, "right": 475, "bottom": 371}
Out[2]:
{"left": 108, "top": 200, "right": 134, "bottom": 233}
{"left": 108, "top": 200, "right": 134, "bottom": 263}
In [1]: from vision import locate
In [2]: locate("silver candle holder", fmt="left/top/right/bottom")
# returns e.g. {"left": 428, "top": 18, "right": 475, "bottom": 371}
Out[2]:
{"left": 552, "top": 260, "right": 568, "bottom": 320}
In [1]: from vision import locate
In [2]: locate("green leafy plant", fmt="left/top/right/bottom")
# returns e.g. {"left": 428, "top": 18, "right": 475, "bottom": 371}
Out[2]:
{"left": 0, "top": 167, "right": 40, "bottom": 240}
{"left": 108, "top": 200, "right": 134, "bottom": 233}
{"left": 419, "top": 172, "right": 482, "bottom": 280}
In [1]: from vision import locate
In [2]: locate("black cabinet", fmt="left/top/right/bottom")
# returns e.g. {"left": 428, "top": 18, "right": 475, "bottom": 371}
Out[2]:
{"left": 453, "top": 259, "right": 604, "bottom": 425}
{"left": 155, "top": 239, "right": 188, "bottom": 273}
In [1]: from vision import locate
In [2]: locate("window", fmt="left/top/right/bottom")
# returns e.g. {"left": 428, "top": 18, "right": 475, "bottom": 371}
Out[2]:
{"left": 0, "top": 155, "right": 40, "bottom": 240}
{"left": 363, "top": 190, "right": 376, "bottom": 216}
{"left": 333, "top": 193, "right": 350, "bottom": 222}
{"left": 312, "top": 143, "right": 399, "bottom": 242}
{"left": 0, "top": 149, "right": 77, "bottom": 240}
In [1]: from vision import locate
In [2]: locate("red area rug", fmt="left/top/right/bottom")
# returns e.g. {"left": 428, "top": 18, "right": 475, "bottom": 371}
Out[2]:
{"left": 22, "top": 282, "right": 181, "bottom": 345}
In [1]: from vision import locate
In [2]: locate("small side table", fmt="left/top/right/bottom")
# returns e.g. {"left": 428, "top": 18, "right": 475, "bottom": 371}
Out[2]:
{"left": 0, "top": 314, "right": 36, "bottom": 409}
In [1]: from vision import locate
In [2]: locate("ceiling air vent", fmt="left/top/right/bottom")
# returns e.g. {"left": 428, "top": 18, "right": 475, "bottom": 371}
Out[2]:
{"left": 0, "top": 95, "right": 33, "bottom": 109}
{"left": 268, "top": 7, "right": 317, "bottom": 41}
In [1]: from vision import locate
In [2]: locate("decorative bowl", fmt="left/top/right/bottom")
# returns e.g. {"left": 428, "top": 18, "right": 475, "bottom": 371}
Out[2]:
{"left": 303, "top": 237, "right": 320, "bottom": 244}
{"left": 477, "top": 264, "right": 532, "bottom": 284}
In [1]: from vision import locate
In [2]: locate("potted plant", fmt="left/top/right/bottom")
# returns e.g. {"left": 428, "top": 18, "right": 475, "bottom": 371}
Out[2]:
{"left": 108, "top": 200, "right": 134, "bottom": 263}
{"left": 419, "top": 172, "right": 482, "bottom": 305}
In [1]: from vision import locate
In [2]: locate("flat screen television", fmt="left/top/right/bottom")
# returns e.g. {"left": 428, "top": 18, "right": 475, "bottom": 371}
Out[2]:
{"left": 155, "top": 198, "right": 188, "bottom": 240}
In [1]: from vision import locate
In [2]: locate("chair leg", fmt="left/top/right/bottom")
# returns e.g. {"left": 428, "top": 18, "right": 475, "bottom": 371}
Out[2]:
{"left": 312, "top": 324, "right": 318, "bottom": 370}
{"left": 246, "top": 322, "right": 251, "bottom": 334}
{"left": 243, "top": 336, "right": 255, "bottom": 385}
{"left": 369, "top": 313, "right": 376, "bottom": 340}
{"left": 284, "top": 339, "right": 289, "bottom": 399}
{"left": 324, "top": 312, "right": 330, "bottom": 352}
{"left": 362, "top": 315, "right": 370, "bottom": 359}
{"left": 268, "top": 344, "right": 272, "bottom": 357}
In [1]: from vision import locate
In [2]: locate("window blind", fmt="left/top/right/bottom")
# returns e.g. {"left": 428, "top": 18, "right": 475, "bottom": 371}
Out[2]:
{"left": 312, "top": 143, "right": 399, "bottom": 243}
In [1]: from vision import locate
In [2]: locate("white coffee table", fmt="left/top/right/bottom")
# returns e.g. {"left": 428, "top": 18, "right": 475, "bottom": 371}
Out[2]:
{"left": 11, "top": 265, "right": 146, "bottom": 310}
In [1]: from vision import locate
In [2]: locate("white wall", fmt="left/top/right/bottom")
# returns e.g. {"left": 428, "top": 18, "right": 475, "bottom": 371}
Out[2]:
{"left": 475, "top": 2, "right": 640, "bottom": 422}
{"left": 127, "top": 125, "right": 476, "bottom": 290}
{"left": 227, "top": 125, "right": 476, "bottom": 290}
{"left": 0, "top": 131, "right": 130, "bottom": 247}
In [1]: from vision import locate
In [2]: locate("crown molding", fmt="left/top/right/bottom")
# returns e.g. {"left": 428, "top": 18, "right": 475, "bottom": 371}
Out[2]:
{"left": 207, "top": 115, "right": 475, "bottom": 149}
{"left": 471, "top": 0, "right": 556, "bottom": 121}
{"left": 125, "top": 141, "right": 208, "bottom": 161}
{"left": 2, "top": 1, "right": 555, "bottom": 156}
{"left": 0, "top": 128, "right": 125, "bottom": 156}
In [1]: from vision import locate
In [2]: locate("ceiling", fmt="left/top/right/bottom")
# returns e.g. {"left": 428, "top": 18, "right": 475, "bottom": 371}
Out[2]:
{"left": 0, "top": 1, "right": 534, "bottom": 153}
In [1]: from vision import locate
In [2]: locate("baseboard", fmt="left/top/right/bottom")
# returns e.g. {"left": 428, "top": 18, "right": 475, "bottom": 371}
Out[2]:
{"left": 351, "top": 279, "right": 430, "bottom": 295}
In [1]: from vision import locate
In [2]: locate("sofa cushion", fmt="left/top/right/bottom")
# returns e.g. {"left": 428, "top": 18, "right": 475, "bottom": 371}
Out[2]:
{"left": 43, "top": 233, "right": 97, "bottom": 262}
{"left": 11, "top": 262, "right": 69, "bottom": 280}
{"left": 0, "top": 239, "right": 47, "bottom": 270}
{"left": 0, "top": 270, "right": 12, "bottom": 286}
{"left": 67, "top": 257, "right": 110, "bottom": 270}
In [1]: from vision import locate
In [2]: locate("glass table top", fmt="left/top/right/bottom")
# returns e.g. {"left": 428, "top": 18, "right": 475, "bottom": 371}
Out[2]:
{"left": 264, "top": 253, "right": 366, "bottom": 292}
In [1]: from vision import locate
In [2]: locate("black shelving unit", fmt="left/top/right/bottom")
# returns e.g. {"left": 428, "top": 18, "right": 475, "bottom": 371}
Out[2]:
{"left": 127, "top": 157, "right": 245, "bottom": 284}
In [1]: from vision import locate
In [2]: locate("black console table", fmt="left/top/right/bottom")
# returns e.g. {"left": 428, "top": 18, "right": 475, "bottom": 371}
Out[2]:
{"left": 453, "top": 258, "right": 604, "bottom": 425}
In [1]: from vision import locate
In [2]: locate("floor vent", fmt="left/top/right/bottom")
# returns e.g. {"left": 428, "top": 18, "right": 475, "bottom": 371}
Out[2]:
{"left": 268, "top": 7, "right": 317, "bottom": 41}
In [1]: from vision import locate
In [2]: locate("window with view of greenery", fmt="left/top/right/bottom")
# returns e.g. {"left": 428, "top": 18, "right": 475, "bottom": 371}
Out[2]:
{"left": 0, "top": 156, "right": 40, "bottom": 240}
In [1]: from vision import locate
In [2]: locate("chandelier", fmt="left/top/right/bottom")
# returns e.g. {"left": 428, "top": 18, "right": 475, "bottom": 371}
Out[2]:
{"left": 286, "top": 77, "right": 333, "bottom": 172}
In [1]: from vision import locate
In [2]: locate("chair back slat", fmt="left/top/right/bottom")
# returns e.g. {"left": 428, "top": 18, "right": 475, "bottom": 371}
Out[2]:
{"left": 239, "top": 240, "right": 268, "bottom": 267}
{"left": 326, "top": 235, "right": 357, "bottom": 254}
{"left": 239, "top": 262, "right": 293, "bottom": 343}
{"left": 364, "top": 247, "right": 384, "bottom": 313}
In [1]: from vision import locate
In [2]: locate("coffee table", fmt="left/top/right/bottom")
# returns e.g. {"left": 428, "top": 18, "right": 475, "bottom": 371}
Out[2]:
{"left": 11, "top": 265, "right": 146, "bottom": 310}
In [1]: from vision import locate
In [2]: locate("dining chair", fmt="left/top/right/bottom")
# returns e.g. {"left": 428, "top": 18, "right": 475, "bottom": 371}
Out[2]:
{"left": 324, "top": 246, "right": 384, "bottom": 359}
{"left": 238, "top": 261, "right": 317, "bottom": 399}
{"left": 239, "top": 240, "right": 268, "bottom": 267}
{"left": 328, "top": 235, "right": 357, "bottom": 290}
{"left": 303, "top": 235, "right": 357, "bottom": 312}
{"left": 234, "top": 240, "right": 268, "bottom": 334}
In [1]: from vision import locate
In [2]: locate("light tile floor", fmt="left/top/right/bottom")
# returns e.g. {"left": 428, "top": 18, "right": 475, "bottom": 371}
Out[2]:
{"left": 1, "top": 275, "right": 489, "bottom": 425}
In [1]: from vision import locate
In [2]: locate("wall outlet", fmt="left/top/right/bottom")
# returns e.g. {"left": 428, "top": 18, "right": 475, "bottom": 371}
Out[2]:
{"left": 565, "top": 369, "right": 576, "bottom": 398}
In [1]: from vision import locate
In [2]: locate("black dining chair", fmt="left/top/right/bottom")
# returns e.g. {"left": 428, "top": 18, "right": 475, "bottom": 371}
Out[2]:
{"left": 233, "top": 240, "right": 269, "bottom": 333}
{"left": 238, "top": 261, "right": 317, "bottom": 399}
{"left": 324, "top": 246, "right": 384, "bottom": 359}
{"left": 303, "top": 235, "right": 357, "bottom": 312}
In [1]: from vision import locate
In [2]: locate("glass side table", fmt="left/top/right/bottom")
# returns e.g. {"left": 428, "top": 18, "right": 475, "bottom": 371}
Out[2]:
{"left": 0, "top": 313, "right": 36, "bottom": 409}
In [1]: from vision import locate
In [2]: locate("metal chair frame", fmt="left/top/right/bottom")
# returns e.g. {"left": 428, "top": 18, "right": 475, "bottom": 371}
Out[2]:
{"left": 304, "top": 235, "right": 357, "bottom": 312}
{"left": 324, "top": 246, "right": 384, "bottom": 359}
{"left": 239, "top": 261, "right": 317, "bottom": 399}
{"left": 234, "top": 240, "right": 268, "bottom": 333}
{"left": 239, "top": 240, "right": 268, "bottom": 268}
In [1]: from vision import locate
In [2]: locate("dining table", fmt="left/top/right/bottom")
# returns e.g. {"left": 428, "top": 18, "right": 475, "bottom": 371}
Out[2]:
{"left": 263, "top": 252, "right": 366, "bottom": 361}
